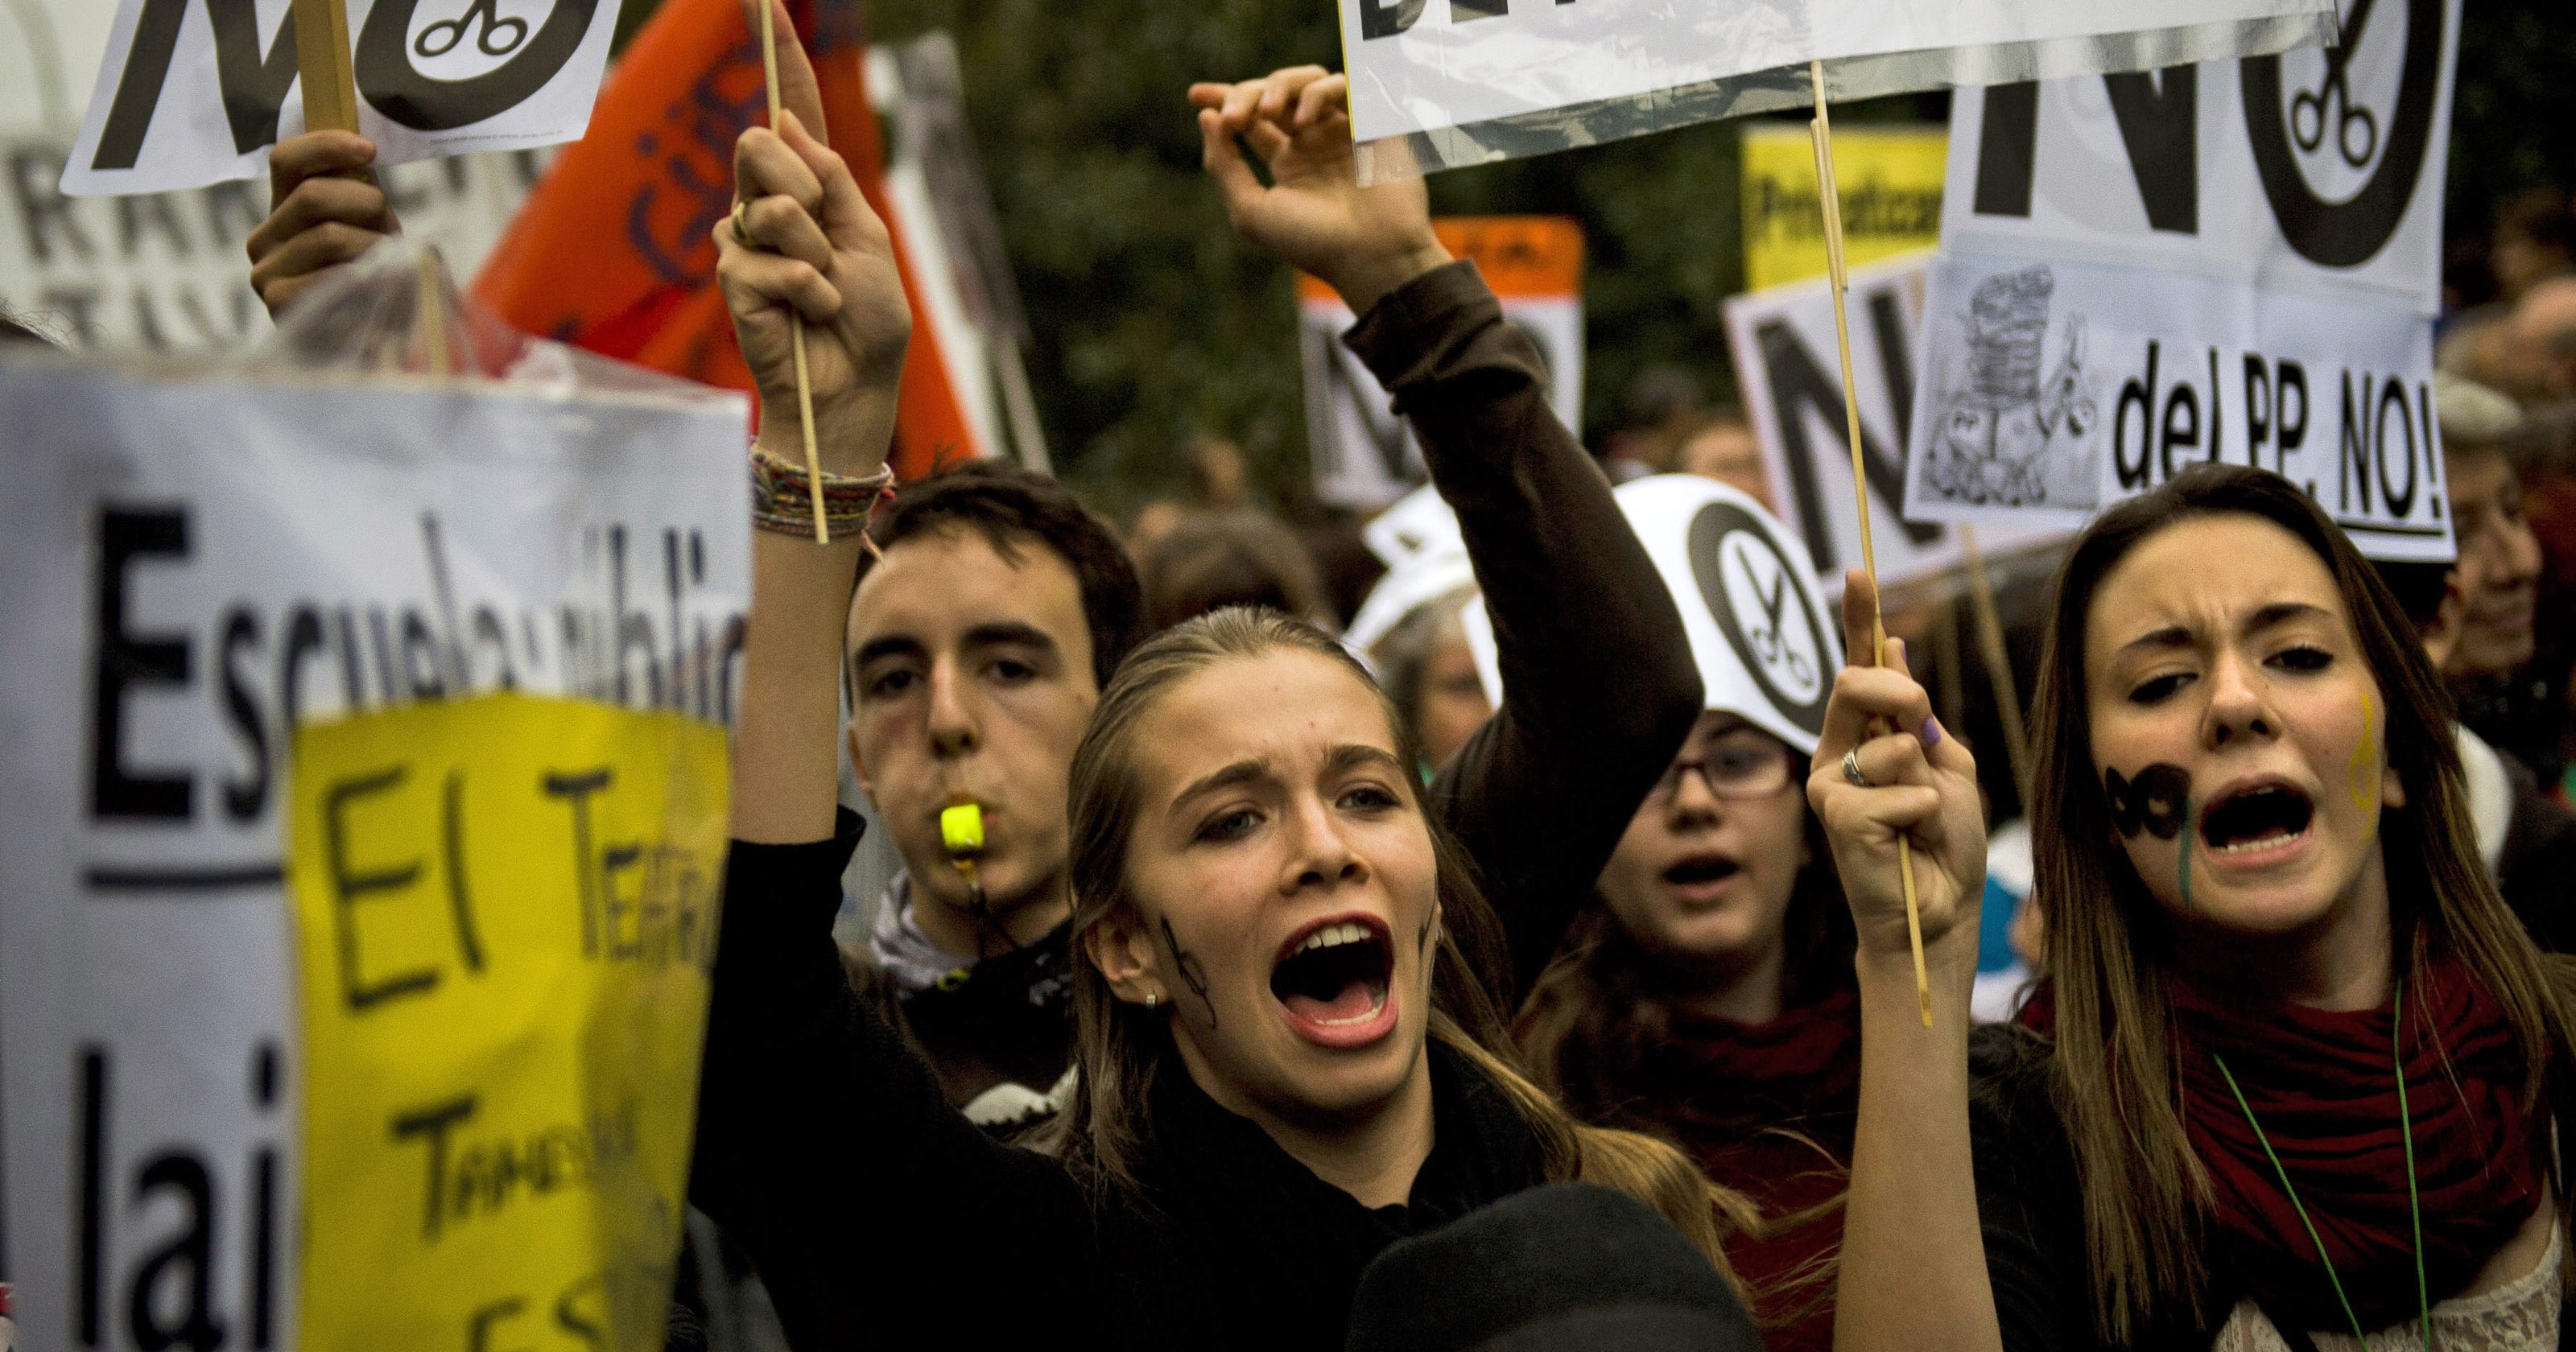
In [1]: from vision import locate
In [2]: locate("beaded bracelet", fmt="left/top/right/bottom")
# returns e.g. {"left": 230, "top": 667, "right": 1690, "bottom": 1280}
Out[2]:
{"left": 748, "top": 445, "right": 894, "bottom": 541}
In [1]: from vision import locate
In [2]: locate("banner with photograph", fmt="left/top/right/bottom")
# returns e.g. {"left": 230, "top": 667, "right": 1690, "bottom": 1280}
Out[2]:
{"left": 1901, "top": 0, "right": 2460, "bottom": 561}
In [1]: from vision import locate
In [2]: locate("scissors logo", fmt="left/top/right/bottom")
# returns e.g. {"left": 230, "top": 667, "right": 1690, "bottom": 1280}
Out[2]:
{"left": 2291, "top": 0, "right": 2378, "bottom": 168}
{"left": 1690, "top": 500, "right": 1833, "bottom": 734}
{"left": 416, "top": 0, "right": 530, "bottom": 59}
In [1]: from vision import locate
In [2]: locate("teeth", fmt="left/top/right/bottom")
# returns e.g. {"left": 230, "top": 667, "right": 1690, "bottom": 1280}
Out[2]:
{"left": 2210, "top": 826, "right": 2306, "bottom": 855}
{"left": 1298, "top": 922, "right": 1371, "bottom": 954}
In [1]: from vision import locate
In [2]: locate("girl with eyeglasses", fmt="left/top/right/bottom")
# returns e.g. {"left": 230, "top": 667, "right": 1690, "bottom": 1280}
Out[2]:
{"left": 1518, "top": 479, "right": 1858, "bottom": 1352}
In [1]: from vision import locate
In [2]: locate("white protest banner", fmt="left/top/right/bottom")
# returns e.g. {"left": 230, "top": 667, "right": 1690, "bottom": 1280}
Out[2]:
{"left": 1903, "top": 0, "right": 2460, "bottom": 562}
{"left": 1304, "top": 216, "right": 1583, "bottom": 510}
{"left": 1462, "top": 475, "right": 1843, "bottom": 755}
{"left": 0, "top": 352, "right": 748, "bottom": 1350}
{"left": 5, "top": 134, "right": 540, "bottom": 349}
{"left": 1724, "top": 252, "right": 2057, "bottom": 592}
{"left": 60, "top": 0, "right": 621, "bottom": 196}
{"left": 1339, "top": 0, "right": 2336, "bottom": 180}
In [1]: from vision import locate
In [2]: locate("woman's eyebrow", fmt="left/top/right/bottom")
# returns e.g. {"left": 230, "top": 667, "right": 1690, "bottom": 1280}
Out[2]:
{"left": 1324, "top": 744, "right": 1408, "bottom": 779}
{"left": 1171, "top": 758, "right": 1268, "bottom": 812}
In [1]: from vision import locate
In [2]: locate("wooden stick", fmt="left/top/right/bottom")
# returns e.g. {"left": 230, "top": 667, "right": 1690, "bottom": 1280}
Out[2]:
{"left": 1810, "top": 59, "right": 1930, "bottom": 1028}
{"left": 1956, "top": 525, "right": 2033, "bottom": 806}
{"left": 418, "top": 247, "right": 452, "bottom": 377}
{"left": 290, "top": 0, "right": 360, "bottom": 134}
{"left": 757, "top": 0, "right": 830, "bottom": 544}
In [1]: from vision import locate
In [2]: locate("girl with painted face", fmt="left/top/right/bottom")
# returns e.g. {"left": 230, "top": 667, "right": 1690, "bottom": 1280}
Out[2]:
{"left": 1818, "top": 464, "right": 2576, "bottom": 1351}
{"left": 694, "top": 62, "right": 1753, "bottom": 1351}
{"left": 1517, "top": 476, "right": 1856, "bottom": 1352}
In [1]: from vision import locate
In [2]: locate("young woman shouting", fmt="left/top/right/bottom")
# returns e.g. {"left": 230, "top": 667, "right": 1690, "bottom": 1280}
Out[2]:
{"left": 1818, "top": 465, "right": 2576, "bottom": 1351}
{"left": 695, "top": 46, "right": 1741, "bottom": 1350}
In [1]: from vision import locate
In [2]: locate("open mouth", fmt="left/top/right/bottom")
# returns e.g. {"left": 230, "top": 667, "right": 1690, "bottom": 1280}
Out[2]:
{"left": 1662, "top": 851, "right": 1742, "bottom": 902}
{"left": 2198, "top": 784, "right": 2316, "bottom": 858}
{"left": 1270, "top": 917, "right": 1394, "bottom": 1044}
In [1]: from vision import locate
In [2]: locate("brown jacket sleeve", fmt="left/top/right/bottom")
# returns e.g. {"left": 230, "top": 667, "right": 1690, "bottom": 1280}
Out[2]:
{"left": 1344, "top": 261, "right": 1703, "bottom": 1008}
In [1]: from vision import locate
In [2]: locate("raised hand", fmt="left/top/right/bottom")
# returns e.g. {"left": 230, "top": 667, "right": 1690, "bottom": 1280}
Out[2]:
{"left": 1806, "top": 571, "right": 1988, "bottom": 962}
{"left": 247, "top": 132, "right": 400, "bottom": 317}
{"left": 1191, "top": 66, "right": 1451, "bottom": 315}
{"left": 716, "top": 0, "right": 910, "bottom": 473}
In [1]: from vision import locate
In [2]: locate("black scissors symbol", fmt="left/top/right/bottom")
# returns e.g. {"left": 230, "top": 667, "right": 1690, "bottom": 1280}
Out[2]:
{"left": 415, "top": 0, "right": 530, "bottom": 58}
{"left": 2292, "top": 0, "right": 2378, "bottom": 168}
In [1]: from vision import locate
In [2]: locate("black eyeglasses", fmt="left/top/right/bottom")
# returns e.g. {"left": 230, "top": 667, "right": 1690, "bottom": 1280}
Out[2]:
{"left": 1650, "top": 731, "right": 1797, "bottom": 803}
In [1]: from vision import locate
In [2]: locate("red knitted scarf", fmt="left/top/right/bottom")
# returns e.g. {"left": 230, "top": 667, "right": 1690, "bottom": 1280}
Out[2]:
{"left": 2165, "top": 956, "right": 2545, "bottom": 1329}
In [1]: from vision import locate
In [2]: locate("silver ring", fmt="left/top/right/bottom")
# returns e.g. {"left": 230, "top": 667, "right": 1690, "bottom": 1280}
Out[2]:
{"left": 733, "top": 197, "right": 761, "bottom": 249}
{"left": 1842, "top": 748, "right": 1869, "bottom": 788}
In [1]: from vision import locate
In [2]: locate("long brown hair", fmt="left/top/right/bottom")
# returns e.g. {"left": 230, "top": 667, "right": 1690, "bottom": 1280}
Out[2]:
{"left": 1517, "top": 801, "right": 1852, "bottom": 1127}
{"left": 2027, "top": 465, "right": 2576, "bottom": 1341}
{"left": 1054, "top": 606, "right": 1752, "bottom": 1268}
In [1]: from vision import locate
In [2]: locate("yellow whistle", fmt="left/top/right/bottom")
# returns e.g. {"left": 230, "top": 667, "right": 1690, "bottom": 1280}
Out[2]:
{"left": 940, "top": 802, "right": 985, "bottom": 857}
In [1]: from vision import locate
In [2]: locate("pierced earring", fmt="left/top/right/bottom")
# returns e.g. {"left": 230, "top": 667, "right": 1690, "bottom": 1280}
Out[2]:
{"left": 1143, "top": 992, "right": 1159, "bottom": 1009}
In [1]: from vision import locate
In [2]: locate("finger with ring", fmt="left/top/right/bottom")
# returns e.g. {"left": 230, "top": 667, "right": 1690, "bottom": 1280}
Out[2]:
{"left": 1842, "top": 748, "right": 1870, "bottom": 788}
{"left": 733, "top": 197, "right": 762, "bottom": 249}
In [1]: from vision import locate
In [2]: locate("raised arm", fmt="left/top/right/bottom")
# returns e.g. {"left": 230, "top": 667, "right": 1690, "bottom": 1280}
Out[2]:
{"left": 696, "top": 8, "right": 1088, "bottom": 1346}
{"left": 1806, "top": 572, "right": 1999, "bottom": 1352}
{"left": 1194, "top": 68, "right": 1701, "bottom": 1003}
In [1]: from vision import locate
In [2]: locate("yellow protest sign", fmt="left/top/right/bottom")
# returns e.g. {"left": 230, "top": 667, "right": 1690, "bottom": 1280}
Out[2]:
{"left": 1741, "top": 123, "right": 1946, "bottom": 291}
{"left": 287, "top": 693, "right": 729, "bottom": 1351}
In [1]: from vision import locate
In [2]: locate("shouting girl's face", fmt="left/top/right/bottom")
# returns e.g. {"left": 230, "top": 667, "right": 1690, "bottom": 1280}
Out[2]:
{"left": 1088, "top": 649, "right": 1443, "bottom": 1127}
{"left": 2083, "top": 513, "right": 2402, "bottom": 952}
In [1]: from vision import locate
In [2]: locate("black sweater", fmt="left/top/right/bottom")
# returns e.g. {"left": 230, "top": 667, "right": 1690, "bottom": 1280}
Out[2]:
{"left": 690, "top": 262, "right": 1700, "bottom": 1350}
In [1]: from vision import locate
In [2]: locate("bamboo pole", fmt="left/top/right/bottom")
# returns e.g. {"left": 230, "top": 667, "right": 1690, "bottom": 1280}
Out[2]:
{"left": 756, "top": 0, "right": 831, "bottom": 543}
{"left": 1810, "top": 59, "right": 1930, "bottom": 1026}
{"left": 1956, "top": 526, "right": 2033, "bottom": 808}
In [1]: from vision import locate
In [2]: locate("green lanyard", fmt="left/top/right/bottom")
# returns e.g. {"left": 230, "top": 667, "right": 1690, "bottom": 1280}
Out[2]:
{"left": 2210, "top": 975, "right": 2434, "bottom": 1350}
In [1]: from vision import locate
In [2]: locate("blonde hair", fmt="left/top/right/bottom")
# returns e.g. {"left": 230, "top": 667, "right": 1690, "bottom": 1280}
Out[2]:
{"left": 1051, "top": 607, "right": 1753, "bottom": 1270}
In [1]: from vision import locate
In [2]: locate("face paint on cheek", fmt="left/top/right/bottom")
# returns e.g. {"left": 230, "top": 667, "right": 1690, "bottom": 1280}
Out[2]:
{"left": 2178, "top": 796, "right": 2197, "bottom": 910}
{"left": 2105, "top": 764, "right": 2194, "bottom": 840}
{"left": 2349, "top": 686, "right": 2381, "bottom": 814}
{"left": 1158, "top": 916, "right": 1217, "bottom": 1029}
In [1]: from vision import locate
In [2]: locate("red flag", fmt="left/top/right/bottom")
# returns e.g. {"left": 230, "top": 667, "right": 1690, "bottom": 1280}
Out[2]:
{"left": 472, "top": 0, "right": 978, "bottom": 480}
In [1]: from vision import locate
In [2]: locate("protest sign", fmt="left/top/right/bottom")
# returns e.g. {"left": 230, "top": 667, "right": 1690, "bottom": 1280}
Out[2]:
{"left": 1462, "top": 475, "right": 1843, "bottom": 756}
{"left": 1741, "top": 123, "right": 1944, "bottom": 291}
{"left": 60, "top": 0, "right": 622, "bottom": 196}
{"left": 0, "top": 355, "right": 748, "bottom": 1350}
{"left": 1724, "top": 252, "right": 2056, "bottom": 591}
{"left": 4, "top": 134, "right": 539, "bottom": 350}
{"left": 1901, "top": 0, "right": 2462, "bottom": 562}
{"left": 1303, "top": 216, "right": 1583, "bottom": 509}
{"left": 291, "top": 695, "right": 727, "bottom": 1350}
{"left": 1336, "top": 0, "right": 2335, "bottom": 180}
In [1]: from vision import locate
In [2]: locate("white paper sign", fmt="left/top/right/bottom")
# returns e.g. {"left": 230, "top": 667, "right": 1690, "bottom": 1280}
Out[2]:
{"left": 1340, "top": 0, "right": 2335, "bottom": 179}
{"left": 1724, "top": 252, "right": 2058, "bottom": 592}
{"left": 0, "top": 356, "right": 748, "bottom": 1350}
{"left": 61, "top": 0, "right": 621, "bottom": 196}
{"left": 1903, "top": 0, "right": 2459, "bottom": 562}
{"left": 1463, "top": 475, "right": 1842, "bottom": 756}
{"left": 1302, "top": 291, "right": 1583, "bottom": 511}
{"left": 6, "top": 133, "right": 541, "bottom": 350}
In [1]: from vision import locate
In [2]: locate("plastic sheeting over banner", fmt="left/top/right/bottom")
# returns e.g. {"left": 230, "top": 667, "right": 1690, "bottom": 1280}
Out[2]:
{"left": 1340, "top": 0, "right": 2337, "bottom": 181}
{"left": 0, "top": 275, "right": 747, "bottom": 1347}
{"left": 1901, "top": 0, "right": 2461, "bottom": 563}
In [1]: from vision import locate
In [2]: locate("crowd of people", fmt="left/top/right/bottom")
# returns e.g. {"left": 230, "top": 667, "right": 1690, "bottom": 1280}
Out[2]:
{"left": 11, "top": 28, "right": 2576, "bottom": 1352}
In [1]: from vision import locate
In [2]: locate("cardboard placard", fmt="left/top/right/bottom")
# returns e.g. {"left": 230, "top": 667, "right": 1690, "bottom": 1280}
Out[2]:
{"left": 1724, "top": 252, "right": 2058, "bottom": 591}
{"left": 1302, "top": 216, "right": 1583, "bottom": 511}
{"left": 1741, "top": 123, "right": 1945, "bottom": 292}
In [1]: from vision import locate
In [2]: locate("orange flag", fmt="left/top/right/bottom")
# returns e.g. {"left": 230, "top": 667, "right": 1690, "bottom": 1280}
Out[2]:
{"left": 472, "top": 0, "right": 977, "bottom": 480}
